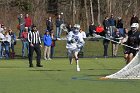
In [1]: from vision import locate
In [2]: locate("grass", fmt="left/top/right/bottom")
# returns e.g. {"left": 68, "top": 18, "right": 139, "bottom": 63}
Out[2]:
{"left": 0, "top": 58, "right": 140, "bottom": 93}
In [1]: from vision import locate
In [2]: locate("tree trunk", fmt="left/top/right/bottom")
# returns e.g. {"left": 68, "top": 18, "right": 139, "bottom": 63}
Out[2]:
{"left": 90, "top": 0, "right": 94, "bottom": 24}
{"left": 84, "top": 0, "right": 89, "bottom": 31}
{"left": 135, "top": 0, "right": 138, "bottom": 13}
{"left": 97, "top": 0, "right": 101, "bottom": 24}
{"left": 107, "top": 0, "right": 111, "bottom": 15}
{"left": 72, "top": 0, "right": 76, "bottom": 24}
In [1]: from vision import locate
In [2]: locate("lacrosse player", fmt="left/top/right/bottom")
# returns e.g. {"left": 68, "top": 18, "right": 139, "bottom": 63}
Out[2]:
{"left": 66, "top": 24, "right": 85, "bottom": 71}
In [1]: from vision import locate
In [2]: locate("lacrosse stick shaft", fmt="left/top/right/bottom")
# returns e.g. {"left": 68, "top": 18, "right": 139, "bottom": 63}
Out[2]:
{"left": 86, "top": 36, "right": 137, "bottom": 50}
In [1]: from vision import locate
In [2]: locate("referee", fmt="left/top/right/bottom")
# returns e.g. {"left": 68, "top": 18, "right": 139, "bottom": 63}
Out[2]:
{"left": 28, "top": 25, "right": 43, "bottom": 67}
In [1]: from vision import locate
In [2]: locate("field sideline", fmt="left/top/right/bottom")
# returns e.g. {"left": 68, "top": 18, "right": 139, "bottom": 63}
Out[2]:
{"left": 0, "top": 58, "right": 140, "bottom": 93}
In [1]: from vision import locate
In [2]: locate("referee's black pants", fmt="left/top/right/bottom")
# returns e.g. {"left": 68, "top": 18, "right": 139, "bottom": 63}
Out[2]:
{"left": 28, "top": 43, "right": 41, "bottom": 66}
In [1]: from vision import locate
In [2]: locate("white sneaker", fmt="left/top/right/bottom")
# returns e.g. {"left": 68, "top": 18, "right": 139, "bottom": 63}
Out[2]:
{"left": 57, "top": 38, "right": 61, "bottom": 40}
{"left": 44, "top": 58, "right": 47, "bottom": 60}
{"left": 48, "top": 58, "right": 52, "bottom": 60}
{"left": 77, "top": 67, "right": 80, "bottom": 72}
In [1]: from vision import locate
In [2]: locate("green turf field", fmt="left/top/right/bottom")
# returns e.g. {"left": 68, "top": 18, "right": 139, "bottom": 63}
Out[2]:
{"left": 0, "top": 58, "right": 140, "bottom": 93}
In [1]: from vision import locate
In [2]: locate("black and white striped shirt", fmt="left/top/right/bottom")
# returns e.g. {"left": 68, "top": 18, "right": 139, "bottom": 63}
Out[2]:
{"left": 28, "top": 31, "right": 41, "bottom": 44}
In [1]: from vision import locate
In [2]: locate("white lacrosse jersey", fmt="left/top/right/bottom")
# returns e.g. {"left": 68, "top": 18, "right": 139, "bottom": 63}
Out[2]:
{"left": 66, "top": 31, "right": 85, "bottom": 51}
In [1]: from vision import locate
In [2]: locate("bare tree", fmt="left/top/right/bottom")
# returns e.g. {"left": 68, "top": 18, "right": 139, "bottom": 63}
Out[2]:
{"left": 124, "top": 0, "right": 132, "bottom": 16}
{"left": 106, "top": 0, "right": 111, "bottom": 15}
{"left": 97, "top": 0, "right": 101, "bottom": 24}
{"left": 90, "top": 0, "right": 94, "bottom": 24}
{"left": 134, "top": 0, "right": 138, "bottom": 13}
{"left": 84, "top": 0, "right": 89, "bottom": 30}
{"left": 72, "top": 0, "right": 76, "bottom": 24}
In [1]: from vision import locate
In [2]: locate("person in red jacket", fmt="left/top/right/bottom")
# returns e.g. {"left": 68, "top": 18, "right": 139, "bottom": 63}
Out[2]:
{"left": 96, "top": 23, "right": 104, "bottom": 36}
{"left": 25, "top": 14, "right": 32, "bottom": 31}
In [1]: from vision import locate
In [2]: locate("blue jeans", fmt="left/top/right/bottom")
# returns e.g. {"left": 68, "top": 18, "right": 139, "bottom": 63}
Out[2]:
{"left": 109, "top": 26, "right": 115, "bottom": 36}
{"left": 2, "top": 42, "right": 10, "bottom": 59}
{"left": 22, "top": 41, "right": 29, "bottom": 57}
{"left": 56, "top": 27, "right": 62, "bottom": 38}
{"left": 19, "top": 26, "right": 25, "bottom": 38}
{"left": 11, "top": 43, "right": 15, "bottom": 52}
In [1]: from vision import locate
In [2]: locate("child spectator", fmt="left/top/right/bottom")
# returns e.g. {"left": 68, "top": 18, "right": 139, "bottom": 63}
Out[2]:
{"left": 21, "top": 27, "right": 29, "bottom": 58}
{"left": 50, "top": 31, "right": 57, "bottom": 59}
{"left": 43, "top": 30, "right": 52, "bottom": 60}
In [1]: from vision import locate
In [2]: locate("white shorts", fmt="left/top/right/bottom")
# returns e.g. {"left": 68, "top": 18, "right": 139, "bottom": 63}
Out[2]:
{"left": 67, "top": 48, "right": 80, "bottom": 57}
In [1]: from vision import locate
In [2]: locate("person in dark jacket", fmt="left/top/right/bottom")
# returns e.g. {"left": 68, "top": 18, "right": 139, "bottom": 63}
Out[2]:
{"left": 46, "top": 16, "right": 53, "bottom": 32}
{"left": 18, "top": 14, "right": 25, "bottom": 38}
{"left": 103, "top": 30, "right": 110, "bottom": 58}
{"left": 55, "top": 14, "right": 64, "bottom": 39}
{"left": 108, "top": 14, "right": 116, "bottom": 36}
{"left": 130, "top": 13, "right": 139, "bottom": 26}
{"left": 103, "top": 16, "right": 110, "bottom": 31}
{"left": 9, "top": 28, "right": 16, "bottom": 59}
{"left": 88, "top": 22, "right": 96, "bottom": 36}
{"left": 116, "top": 17, "right": 124, "bottom": 36}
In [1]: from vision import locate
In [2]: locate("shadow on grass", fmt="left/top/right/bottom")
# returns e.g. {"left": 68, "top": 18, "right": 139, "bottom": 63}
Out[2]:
{"left": 86, "top": 68, "right": 120, "bottom": 71}
{"left": 0, "top": 66, "right": 27, "bottom": 69}
{"left": 85, "top": 74, "right": 110, "bottom": 77}
{"left": 71, "top": 75, "right": 136, "bottom": 83}
{"left": 29, "top": 69, "right": 64, "bottom": 72}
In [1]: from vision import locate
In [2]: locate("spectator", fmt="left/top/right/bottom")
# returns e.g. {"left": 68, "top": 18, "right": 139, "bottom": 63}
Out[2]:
{"left": 0, "top": 24, "right": 4, "bottom": 33}
{"left": 0, "top": 31, "right": 4, "bottom": 59}
{"left": 108, "top": 14, "right": 116, "bottom": 36}
{"left": 43, "top": 30, "right": 52, "bottom": 60}
{"left": 80, "top": 29, "right": 86, "bottom": 39}
{"left": 18, "top": 14, "right": 25, "bottom": 38}
{"left": 50, "top": 31, "right": 57, "bottom": 59}
{"left": 67, "top": 24, "right": 73, "bottom": 33}
{"left": 25, "top": 14, "right": 32, "bottom": 31}
{"left": 112, "top": 28, "right": 123, "bottom": 57}
{"left": 21, "top": 27, "right": 29, "bottom": 58}
{"left": 79, "top": 29, "right": 86, "bottom": 57}
{"left": 103, "top": 16, "right": 110, "bottom": 32}
{"left": 121, "top": 28, "right": 129, "bottom": 44}
{"left": 9, "top": 28, "right": 16, "bottom": 59}
{"left": 88, "top": 22, "right": 96, "bottom": 36}
{"left": 28, "top": 25, "right": 43, "bottom": 67}
{"left": 2, "top": 31, "right": 11, "bottom": 59}
{"left": 96, "top": 23, "right": 104, "bottom": 36}
{"left": 46, "top": 16, "right": 53, "bottom": 32}
{"left": 116, "top": 17, "right": 124, "bottom": 36}
{"left": 121, "top": 28, "right": 129, "bottom": 55}
{"left": 0, "top": 24, "right": 6, "bottom": 33}
{"left": 130, "top": 13, "right": 139, "bottom": 26}
{"left": 103, "top": 30, "right": 110, "bottom": 58}
{"left": 55, "top": 14, "right": 64, "bottom": 39}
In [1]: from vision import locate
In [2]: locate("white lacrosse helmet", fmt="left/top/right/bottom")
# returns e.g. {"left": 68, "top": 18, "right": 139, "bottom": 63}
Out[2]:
{"left": 74, "top": 24, "right": 80, "bottom": 29}
{"left": 131, "top": 23, "right": 139, "bottom": 28}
